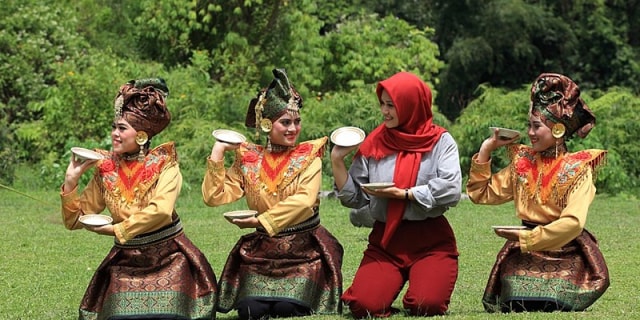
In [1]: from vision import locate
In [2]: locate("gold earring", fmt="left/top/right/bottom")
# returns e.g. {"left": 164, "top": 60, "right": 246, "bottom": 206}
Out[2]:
{"left": 135, "top": 131, "right": 148, "bottom": 162}
{"left": 551, "top": 123, "right": 565, "bottom": 138}
{"left": 260, "top": 118, "right": 273, "bottom": 133}
{"left": 551, "top": 123, "right": 565, "bottom": 158}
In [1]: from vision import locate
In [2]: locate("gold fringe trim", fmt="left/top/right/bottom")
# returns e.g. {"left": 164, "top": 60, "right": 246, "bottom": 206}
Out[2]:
{"left": 233, "top": 137, "right": 327, "bottom": 197}
{"left": 98, "top": 142, "right": 178, "bottom": 211}
{"left": 509, "top": 145, "right": 607, "bottom": 208}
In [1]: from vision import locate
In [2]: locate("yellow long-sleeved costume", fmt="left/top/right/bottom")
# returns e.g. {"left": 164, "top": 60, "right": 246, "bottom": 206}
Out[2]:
{"left": 202, "top": 137, "right": 326, "bottom": 236}
{"left": 60, "top": 142, "right": 218, "bottom": 319}
{"left": 60, "top": 142, "right": 179, "bottom": 244}
{"left": 204, "top": 136, "right": 344, "bottom": 314}
{"left": 467, "top": 144, "right": 606, "bottom": 252}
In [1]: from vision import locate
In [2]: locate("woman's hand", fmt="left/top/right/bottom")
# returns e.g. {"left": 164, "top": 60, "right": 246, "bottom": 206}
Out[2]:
{"left": 63, "top": 156, "right": 98, "bottom": 193}
{"left": 331, "top": 144, "right": 360, "bottom": 191}
{"left": 228, "top": 216, "right": 261, "bottom": 229}
{"left": 362, "top": 186, "right": 405, "bottom": 200}
{"left": 209, "top": 141, "right": 241, "bottom": 161}
{"left": 84, "top": 224, "right": 115, "bottom": 236}
{"left": 330, "top": 144, "right": 358, "bottom": 161}
{"left": 477, "top": 128, "right": 519, "bottom": 162}
{"left": 493, "top": 228, "right": 520, "bottom": 241}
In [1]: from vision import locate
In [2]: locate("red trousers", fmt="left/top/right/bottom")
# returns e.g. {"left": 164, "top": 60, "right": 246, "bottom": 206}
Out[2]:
{"left": 342, "top": 216, "right": 458, "bottom": 318}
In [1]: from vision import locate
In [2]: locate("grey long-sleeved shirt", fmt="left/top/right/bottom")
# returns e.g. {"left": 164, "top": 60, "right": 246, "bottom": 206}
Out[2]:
{"left": 336, "top": 132, "right": 462, "bottom": 222}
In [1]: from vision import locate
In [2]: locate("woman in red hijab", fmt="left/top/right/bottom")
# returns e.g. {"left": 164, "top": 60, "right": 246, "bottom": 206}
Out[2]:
{"left": 331, "top": 71, "right": 462, "bottom": 317}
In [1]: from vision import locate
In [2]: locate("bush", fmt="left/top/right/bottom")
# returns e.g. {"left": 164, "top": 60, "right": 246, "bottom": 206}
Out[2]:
{"left": 1, "top": 1, "right": 89, "bottom": 166}
{"left": 568, "top": 88, "right": 640, "bottom": 195}
{"left": 450, "top": 84, "right": 530, "bottom": 180}
{"left": 0, "top": 107, "right": 16, "bottom": 185}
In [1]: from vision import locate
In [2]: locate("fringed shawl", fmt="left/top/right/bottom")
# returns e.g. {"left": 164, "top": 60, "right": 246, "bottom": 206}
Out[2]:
{"left": 508, "top": 144, "right": 606, "bottom": 208}
{"left": 95, "top": 142, "right": 178, "bottom": 210}
{"left": 234, "top": 137, "right": 327, "bottom": 195}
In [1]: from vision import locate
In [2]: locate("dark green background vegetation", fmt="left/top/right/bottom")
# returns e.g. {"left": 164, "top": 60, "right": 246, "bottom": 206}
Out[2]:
{"left": 1, "top": 0, "right": 639, "bottom": 196}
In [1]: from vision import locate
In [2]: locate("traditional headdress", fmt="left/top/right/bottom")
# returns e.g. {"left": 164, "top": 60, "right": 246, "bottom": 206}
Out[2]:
{"left": 245, "top": 68, "right": 302, "bottom": 139}
{"left": 529, "top": 73, "right": 595, "bottom": 139}
{"left": 114, "top": 78, "right": 171, "bottom": 160}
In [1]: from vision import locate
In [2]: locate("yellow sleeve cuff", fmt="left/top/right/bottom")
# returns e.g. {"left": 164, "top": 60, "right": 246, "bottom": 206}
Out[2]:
{"left": 207, "top": 158, "right": 225, "bottom": 172}
{"left": 470, "top": 153, "right": 492, "bottom": 172}
{"left": 60, "top": 184, "right": 79, "bottom": 205}
{"left": 257, "top": 214, "right": 277, "bottom": 237}
{"left": 114, "top": 223, "right": 129, "bottom": 244}
{"left": 519, "top": 229, "right": 535, "bottom": 252}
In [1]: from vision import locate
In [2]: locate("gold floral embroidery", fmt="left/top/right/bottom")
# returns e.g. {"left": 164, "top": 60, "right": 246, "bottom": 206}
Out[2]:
{"left": 508, "top": 144, "right": 606, "bottom": 207}
{"left": 97, "top": 142, "right": 177, "bottom": 208}
{"left": 235, "top": 137, "right": 327, "bottom": 196}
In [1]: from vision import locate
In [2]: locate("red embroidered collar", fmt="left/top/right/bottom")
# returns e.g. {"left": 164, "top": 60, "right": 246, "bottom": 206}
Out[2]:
{"left": 96, "top": 142, "right": 177, "bottom": 206}
{"left": 236, "top": 137, "right": 327, "bottom": 194}
{"left": 508, "top": 144, "right": 606, "bottom": 206}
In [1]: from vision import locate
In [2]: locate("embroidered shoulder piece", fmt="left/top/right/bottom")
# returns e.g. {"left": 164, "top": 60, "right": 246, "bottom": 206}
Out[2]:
{"left": 508, "top": 144, "right": 606, "bottom": 207}
{"left": 235, "top": 137, "right": 327, "bottom": 194}
{"left": 95, "top": 142, "right": 178, "bottom": 208}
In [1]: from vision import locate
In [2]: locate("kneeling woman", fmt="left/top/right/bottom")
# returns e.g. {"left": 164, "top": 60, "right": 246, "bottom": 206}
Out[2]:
{"left": 467, "top": 73, "right": 610, "bottom": 312}
{"left": 61, "top": 79, "right": 217, "bottom": 319}
{"left": 202, "top": 69, "right": 343, "bottom": 320}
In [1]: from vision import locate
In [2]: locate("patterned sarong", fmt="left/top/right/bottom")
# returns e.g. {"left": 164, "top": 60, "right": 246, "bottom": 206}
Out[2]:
{"left": 217, "top": 221, "right": 343, "bottom": 315}
{"left": 78, "top": 221, "right": 217, "bottom": 320}
{"left": 482, "top": 229, "right": 609, "bottom": 312}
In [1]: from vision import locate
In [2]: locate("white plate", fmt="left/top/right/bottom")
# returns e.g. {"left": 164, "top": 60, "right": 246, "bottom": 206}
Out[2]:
{"left": 71, "top": 147, "right": 104, "bottom": 161}
{"left": 491, "top": 225, "right": 527, "bottom": 230}
{"left": 361, "top": 182, "right": 395, "bottom": 190}
{"left": 79, "top": 214, "right": 113, "bottom": 226}
{"left": 212, "top": 129, "right": 247, "bottom": 144}
{"left": 331, "top": 127, "right": 366, "bottom": 147}
{"left": 223, "top": 210, "right": 258, "bottom": 222}
{"left": 489, "top": 127, "right": 521, "bottom": 140}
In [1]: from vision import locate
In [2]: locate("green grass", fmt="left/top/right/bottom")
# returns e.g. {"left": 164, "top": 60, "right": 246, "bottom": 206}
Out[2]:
{"left": 0, "top": 187, "right": 638, "bottom": 320}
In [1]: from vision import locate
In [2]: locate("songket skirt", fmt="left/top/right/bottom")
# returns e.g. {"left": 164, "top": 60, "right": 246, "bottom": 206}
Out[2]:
{"left": 482, "top": 229, "right": 609, "bottom": 312}
{"left": 217, "top": 225, "right": 343, "bottom": 315}
{"left": 78, "top": 229, "right": 217, "bottom": 320}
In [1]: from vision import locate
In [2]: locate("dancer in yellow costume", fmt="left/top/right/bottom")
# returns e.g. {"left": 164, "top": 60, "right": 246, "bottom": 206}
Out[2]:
{"left": 202, "top": 69, "right": 343, "bottom": 320}
{"left": 61, "top": 78, "right": 217, "bottom": 319}
{"left": 467, "top": 73, "right": 609, "bottom": 312}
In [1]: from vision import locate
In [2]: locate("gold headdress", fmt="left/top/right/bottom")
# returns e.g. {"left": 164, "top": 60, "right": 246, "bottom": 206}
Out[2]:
{"left": 245, "top": 68, "right": 302, "bottom": 139}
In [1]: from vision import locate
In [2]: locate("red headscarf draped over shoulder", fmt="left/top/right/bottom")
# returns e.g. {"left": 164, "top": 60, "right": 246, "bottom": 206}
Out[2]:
{"left": 358, "top": 72, "right": 446, "bottom": 159}
{"left": 358, "top": 72, "right": 446, "bottom": 247}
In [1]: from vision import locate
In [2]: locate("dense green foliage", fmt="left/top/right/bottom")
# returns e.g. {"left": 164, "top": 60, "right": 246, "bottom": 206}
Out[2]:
{"left": 430, "top": 0, "right": 640, "bottom": 120}
{"left": 1, "top": 0, "right": 639, "bottom": 196}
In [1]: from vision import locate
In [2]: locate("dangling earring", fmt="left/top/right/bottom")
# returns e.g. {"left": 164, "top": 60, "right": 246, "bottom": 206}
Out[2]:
{"left": 551, "top": 123, "right": 565, "bottom": 158}
{"left": 135, "top": 131, "right": 149, "bottom": 162}
{"left": 266, "top": 137, "right": 272, "bottom": 152}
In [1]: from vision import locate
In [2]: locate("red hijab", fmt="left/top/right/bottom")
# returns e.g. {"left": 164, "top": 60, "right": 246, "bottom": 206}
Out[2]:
{"left": 358, "top": 72, "right": 446, "bottom": 247}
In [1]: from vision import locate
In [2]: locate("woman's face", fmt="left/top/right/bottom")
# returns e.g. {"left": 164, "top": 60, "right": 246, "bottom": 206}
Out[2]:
{"left": 527, "top": 112, "right": 557, "bottom": 152}
{"left": 111, "top": 118, "right": 139, "bottom": 155}
{"left": 269, "top": 112, "right": 301, "bottom": 147}
{"left": 379, "top": 90, "right": 399, "bottom": 128}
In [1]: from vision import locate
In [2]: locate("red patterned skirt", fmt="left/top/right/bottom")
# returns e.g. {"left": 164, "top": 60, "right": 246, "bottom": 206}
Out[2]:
{"left": 79, "top": 220, "right": 217, "bottom": 320}
{"left": 217, "top": 219, "right": 343, "bottom": 315}
{"left": 482, "top": 229, "right": 609, "bottom": 312}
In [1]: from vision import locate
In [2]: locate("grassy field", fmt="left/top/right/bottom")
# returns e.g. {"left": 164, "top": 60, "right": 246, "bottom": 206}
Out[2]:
{"left": 0, "top": 186, "right": 638, "bottom": 320}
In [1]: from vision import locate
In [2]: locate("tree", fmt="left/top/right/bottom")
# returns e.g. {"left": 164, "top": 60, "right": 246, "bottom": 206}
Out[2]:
{"left": 0, "top": 1, "right": 89, "bottom": 163}
{"left": 435, "top": 0, "right": 577, "bottom": 120}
